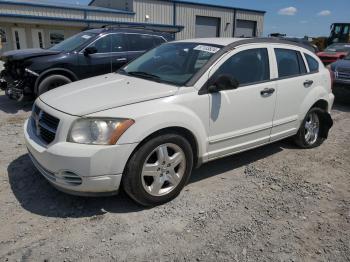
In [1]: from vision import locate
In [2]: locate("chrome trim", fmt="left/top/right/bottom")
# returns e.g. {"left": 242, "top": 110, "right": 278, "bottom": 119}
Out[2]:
{"left": 25, "top": 68, "right": 39, "bottom": 76}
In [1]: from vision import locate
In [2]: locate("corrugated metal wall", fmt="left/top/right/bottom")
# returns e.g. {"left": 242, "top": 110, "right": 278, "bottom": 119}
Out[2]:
{"left": 0, "top": 4, "right": 83, "bottom": 20}
{"left": 88, "top": 0, "right": 173, "bottom": 25}
{"left": 175, "top": 3, "right": 234, "bottom": 40}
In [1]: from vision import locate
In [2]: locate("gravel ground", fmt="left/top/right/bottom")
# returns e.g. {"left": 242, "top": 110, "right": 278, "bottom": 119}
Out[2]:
{"left": 0, "top": 90, "right": 349, "bottom": 262}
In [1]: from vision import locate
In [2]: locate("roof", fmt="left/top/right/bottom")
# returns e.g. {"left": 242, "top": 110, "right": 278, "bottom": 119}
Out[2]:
{"left": 176, "top": 38, "right": 246, "bottom": 46}
{"left": 0, "top": 0, "right": 135, "bottom": 14}
{"left": 88, "top": 0, "right": 266, "bottom": 14}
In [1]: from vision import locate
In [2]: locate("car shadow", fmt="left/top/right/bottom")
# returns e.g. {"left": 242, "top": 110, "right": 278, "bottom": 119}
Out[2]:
{"left": 332, "top": 100, "right": 350, "bottom": 112}
{"left": 8, "top": 140, "right": 292, "bottom": 218}
{"left": 0, "top": 92, "right": 33, "bottom": 114}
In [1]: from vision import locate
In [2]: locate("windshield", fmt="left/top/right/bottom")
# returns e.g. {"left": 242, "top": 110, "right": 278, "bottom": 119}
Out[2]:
{"left": 49, "top": 32, "right": 98, "bottom": 52}
{"left": 325, "top": 43, "right": 350, "bottom": 53}
{"left": 120, "top": 42, "right": 222, "bottom": 85}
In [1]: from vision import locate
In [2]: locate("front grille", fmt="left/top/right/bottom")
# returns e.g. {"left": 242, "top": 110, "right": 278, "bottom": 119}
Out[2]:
{"left": 337, "top": 71, "right": 350, "bottom": 80}
{"left": 32, "top": 104, "right": 60, "bottom": 144}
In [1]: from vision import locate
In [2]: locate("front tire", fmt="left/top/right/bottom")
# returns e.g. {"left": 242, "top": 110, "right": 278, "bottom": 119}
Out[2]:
{"left": 37, "top": 74, "right": 72, "bottom": 96}
{"left": 123, "top": 133, "right": 194, "bottom": 207}
{"left": 294, "top": 108, "right": 325, "bottom": 148}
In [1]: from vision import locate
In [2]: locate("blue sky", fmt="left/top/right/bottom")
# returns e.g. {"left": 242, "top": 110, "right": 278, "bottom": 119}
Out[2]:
{"left": 49, "top": 0, "right": 349, "bottom": 37}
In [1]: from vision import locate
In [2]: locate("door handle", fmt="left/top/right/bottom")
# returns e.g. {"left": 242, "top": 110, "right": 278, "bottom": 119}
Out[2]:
{"left": 116, "top": 58, "right": 127, "bottom": 62}
{"left": 260, "top": 88, "right": 275, "bottom": 97}
{"left": 303, "top": 80, "right": 313, "bottom": 87}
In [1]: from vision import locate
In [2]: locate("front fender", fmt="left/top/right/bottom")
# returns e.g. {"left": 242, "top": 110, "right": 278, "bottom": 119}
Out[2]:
{"left": 88, "top": 98, "right": 209, "bottom": 162}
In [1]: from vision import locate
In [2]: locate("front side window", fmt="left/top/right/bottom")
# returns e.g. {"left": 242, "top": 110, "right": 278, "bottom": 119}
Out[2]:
{"left": 212, "top": 48, "right": 270, "bottom": 86}
{"left": 275, "top": 48, "right": 305, "bottom": 78}
{"left": 305, "top": 53, "right": 319, "bottom": 72}
{"left": 89, "top": 34, "right": 125, "bottom": 53}
{"left": 121, "top": 42, "right": 222, "bottom": 85}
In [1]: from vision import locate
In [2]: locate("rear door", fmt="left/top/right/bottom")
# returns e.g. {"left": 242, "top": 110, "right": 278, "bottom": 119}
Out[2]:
{"left": 270, "top": 47, "right": 315, "bottom": 141}
{"left": 78, "top": 33, "right": 128, "bottom": 78}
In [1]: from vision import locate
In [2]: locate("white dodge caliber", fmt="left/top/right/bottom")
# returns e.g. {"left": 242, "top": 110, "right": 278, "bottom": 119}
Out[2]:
{"left": 24, "top": 38, "right": 334, "bottom": 206}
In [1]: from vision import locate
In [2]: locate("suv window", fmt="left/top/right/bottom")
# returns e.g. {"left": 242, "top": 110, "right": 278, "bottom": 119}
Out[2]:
{"left": 213, "top": 48, "right": 270, "bottom": 86}
{"left": 275, "top": 48, "right": 306, "bottom": 78}
{"left": 305, "top": 53, "right": 319, "bottom": 73}
{"left": 90, "top": 34, "right": 125, "bottom": 53}
{"left": 127, "top": 34, "right": 165, "bottom": 51}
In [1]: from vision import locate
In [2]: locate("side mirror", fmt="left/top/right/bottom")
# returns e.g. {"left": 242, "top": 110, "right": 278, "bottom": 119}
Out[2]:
{"left": 84, "top": 46, "right": 97, "bottom": 56}
{"left": 208, "top": 74, "right": 239, "bottom": 93}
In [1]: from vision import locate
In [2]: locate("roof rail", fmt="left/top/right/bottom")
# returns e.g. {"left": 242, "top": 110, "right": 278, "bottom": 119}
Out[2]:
{"left": 101, "top": 24, "right": 170, "bottom": 33}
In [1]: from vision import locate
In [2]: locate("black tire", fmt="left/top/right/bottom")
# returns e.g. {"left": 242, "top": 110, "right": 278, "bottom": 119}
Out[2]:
{"left": 37, "top": 74, "right": 71, "bottom": 96}
{"left": 294, "top": 108, "right": 325, "bottom": 148}
{"left": 123, "top": 133, "right": 194, "bottom": 207}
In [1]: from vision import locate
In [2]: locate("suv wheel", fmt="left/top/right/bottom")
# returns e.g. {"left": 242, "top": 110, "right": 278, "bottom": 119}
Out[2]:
{"left": 294, "top": 108, "right": 325, "bottom": 148}
{"left": 123, "top": 134, "right": 193, "bottom": 206}
{"left": 37, "top": 74, "right": 72, "bottom": 96}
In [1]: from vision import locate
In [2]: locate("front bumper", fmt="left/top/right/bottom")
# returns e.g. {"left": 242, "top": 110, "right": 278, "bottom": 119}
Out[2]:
{"left": 24, "top": 119, "right": 138, "bottom": 196}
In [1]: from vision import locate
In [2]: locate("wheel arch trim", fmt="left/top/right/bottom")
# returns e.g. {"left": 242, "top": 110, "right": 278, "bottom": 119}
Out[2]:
{"left": 34, "top": 68, "right": 79, "bottom": 94}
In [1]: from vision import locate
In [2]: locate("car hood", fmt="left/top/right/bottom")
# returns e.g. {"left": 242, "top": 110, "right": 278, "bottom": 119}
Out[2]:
{"left": 1, "top": 48, "right": 61, "bottom": 62}
{"left": 39, "top": 73, "right": 178, "bottom": 116}
{"left": 317, "top": 51, "right": 348, "bottom": 57}
{"left": 332, "top": 58, "right": 350, "bottom": 69}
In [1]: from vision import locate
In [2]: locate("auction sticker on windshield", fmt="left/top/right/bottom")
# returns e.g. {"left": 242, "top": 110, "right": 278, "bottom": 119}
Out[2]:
{"left": 194, "top": 45, "right": 220, "bottom": 53}
{"left": 81, "top": 35, "right": 92, "bottom": 39}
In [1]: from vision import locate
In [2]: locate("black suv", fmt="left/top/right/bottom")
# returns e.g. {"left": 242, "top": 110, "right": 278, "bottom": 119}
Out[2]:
{"left": 0, "top": 28, "right": 171, "bottom": 101}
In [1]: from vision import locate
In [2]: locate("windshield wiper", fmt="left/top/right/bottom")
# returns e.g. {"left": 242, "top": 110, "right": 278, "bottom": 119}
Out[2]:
{"left": 127, "top": 71, "right": 161, "bottom": 81}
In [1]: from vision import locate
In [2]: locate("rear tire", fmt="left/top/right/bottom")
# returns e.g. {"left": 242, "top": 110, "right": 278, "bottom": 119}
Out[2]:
{"left": 294, "top": 108, "right": 325, "bottom": 148}
{"left": 123, "top": 133, "right": 193, "bottom": 207}
{"left": 37, "top": 74, "right": 71, "bottom": 96}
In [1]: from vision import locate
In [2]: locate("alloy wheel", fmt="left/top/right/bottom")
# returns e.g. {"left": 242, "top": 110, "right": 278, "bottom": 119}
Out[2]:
{"left": 141, "top": 143, "right": 186, "bottom": 196}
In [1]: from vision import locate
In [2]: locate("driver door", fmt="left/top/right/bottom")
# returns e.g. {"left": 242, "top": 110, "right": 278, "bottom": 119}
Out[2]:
{"left": 78, "top": 33, "right": 128, "bottom": 78}
{"left": 207, "top": 46, "right": 277, "bottom": 159}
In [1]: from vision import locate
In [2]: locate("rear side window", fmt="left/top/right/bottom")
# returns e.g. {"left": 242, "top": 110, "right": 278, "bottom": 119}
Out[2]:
{"left": 305, "top": 53, "right": 319, "bottom": 73}
{"left": 127, "top": 34, "right": 165, "bottom": 51}
{"left": 275, "top": 48, "right": 306, "bottom": 78}
{"left": 213, "top": 48, "right": 270, "bottom": 86}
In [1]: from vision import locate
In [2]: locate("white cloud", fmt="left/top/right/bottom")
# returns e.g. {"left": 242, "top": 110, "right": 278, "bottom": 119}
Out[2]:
{"left": 278, "top": 7, "right": 297, "bottom": 16}
{"left": 317, "top": 10, "right": 331, "bottom": 16}
{"left": 300, "top": 20, "right": 308, "bottom": 24}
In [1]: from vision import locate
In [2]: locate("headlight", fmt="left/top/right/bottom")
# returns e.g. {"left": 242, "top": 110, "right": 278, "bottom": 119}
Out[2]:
{"left": 68, "top": 118, "right": 134, "bottom": 145}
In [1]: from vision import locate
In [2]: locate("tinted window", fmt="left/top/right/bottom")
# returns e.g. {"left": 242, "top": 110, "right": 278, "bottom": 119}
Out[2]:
{"left": 275, "top": 48, "right": 305, "bottom": 78}
{"left": 305, "top": 54, "right": 319, "bottom": 73}
{"left": 90, "top": 34, "right": 125, "bottom": 53}
{"left": 127, "top": 34, "right": 164, "bottom": 51}
{"left": 213, "top": 48, "right": 270, "bottom": 86}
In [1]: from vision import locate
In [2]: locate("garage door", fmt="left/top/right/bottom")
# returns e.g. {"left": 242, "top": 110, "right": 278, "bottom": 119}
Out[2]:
{"left": 235, "top": 20, "right": 256, "bottom": 38}
{"left": 195, "top": 16, "right": 220, "bottom": 38}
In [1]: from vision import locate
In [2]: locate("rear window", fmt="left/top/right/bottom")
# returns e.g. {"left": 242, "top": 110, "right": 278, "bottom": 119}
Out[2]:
{"left": 127, "top": 34, "right": 165, "bottom": 51}
{"left": 275, "top": 48, "right": 306, "bottom": 78}
{"left": 305, "top": 53, "right": 319, "bottom": 73}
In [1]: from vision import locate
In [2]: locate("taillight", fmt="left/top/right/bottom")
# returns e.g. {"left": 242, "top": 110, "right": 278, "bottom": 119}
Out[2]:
{"left": 328, "top": 68, "right": 335, "bottom": 89}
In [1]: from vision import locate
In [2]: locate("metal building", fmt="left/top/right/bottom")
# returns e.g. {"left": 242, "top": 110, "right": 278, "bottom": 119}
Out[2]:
{"left": 0, "top": 0, "right": 265, "bottom": 53}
